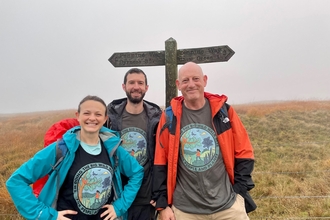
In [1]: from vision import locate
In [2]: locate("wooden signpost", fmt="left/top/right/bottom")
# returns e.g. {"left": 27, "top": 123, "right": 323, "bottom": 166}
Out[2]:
{"left": 108, "top": 37, "right": 235, "bottom": 107}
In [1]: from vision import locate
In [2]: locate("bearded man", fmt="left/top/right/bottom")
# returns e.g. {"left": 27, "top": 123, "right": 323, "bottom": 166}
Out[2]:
{"left": 105, "top": 68, "right": 162, "bottom": 220}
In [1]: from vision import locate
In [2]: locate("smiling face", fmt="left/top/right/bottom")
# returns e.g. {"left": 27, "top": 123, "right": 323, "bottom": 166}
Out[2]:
{"left": 75, "top": 100, "right": 108, "bottom": 135}
{"left": 176, "top": 62, "right": 207, "bottom": 107}
{"left": 122, "top": 73, "right": 149, "bottom": 104}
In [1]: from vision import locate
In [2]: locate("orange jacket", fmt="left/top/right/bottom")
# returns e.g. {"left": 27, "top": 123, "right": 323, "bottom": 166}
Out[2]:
{"left": 152, "top": 92, "right": 256, "bottom": 213}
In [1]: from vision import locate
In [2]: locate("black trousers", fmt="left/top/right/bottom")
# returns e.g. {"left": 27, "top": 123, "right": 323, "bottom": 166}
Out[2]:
{"left": 127, "top": 204, "right": 156, "bottom": 220}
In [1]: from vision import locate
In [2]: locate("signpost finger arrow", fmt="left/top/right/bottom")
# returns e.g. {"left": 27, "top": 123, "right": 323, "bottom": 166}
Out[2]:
{"left": 108, "top": 38, "right": 235, "bottom": 107}
{"left": 109, "top": 45, "right": 234, "bottom": 67}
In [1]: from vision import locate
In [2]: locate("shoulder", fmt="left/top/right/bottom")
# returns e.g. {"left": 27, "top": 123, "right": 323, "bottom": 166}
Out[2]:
{"left": 107, "top": 98, "right": 127, "bottom": 113}
{"left": 143, "top": 100, "right": 161, "bottom": 110}
{"left": 143, "top": 100, "right": 163, "bottom": 119}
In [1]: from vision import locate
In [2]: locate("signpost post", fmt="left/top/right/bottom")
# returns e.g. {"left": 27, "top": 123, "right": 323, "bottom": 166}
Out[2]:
{"left": 109, "top": 37, "right": 235, "bottom": 107}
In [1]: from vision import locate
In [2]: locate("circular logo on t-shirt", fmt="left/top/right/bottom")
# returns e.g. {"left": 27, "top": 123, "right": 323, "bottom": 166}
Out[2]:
{"left": 121, "top": 127, "right": 148, "bottom": 166}
{"left": 73, "top": 163, "right": 113, "bottom": 215}
{"left": 179, "top": 123, "right": 219, "bottom": 172}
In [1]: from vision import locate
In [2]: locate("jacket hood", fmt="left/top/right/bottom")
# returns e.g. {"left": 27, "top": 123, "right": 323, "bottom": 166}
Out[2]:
{"left": 62, "top": 126, "right": 121, "bottom": 154}
{"left": 107, "top": 98, "right": 162, "bottom": 119}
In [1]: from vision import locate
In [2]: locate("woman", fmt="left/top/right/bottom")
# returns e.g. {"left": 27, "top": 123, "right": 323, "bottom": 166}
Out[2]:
{"left": 6, "top": 95, "right": 144, "bottom": 220}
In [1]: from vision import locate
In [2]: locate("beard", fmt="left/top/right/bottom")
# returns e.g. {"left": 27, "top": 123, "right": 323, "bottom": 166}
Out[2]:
{"left": 126, "top": 90, "right": 146, "bottom": 104}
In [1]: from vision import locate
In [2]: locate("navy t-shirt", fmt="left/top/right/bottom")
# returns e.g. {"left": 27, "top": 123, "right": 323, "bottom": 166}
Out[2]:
{"left": 57, "top": 142, "right": 114, "bottom": 220}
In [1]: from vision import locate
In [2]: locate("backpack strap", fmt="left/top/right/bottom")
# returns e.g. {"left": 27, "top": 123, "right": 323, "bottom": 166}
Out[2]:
{"left": 158, "top": 106, "right": 174, "bottom": 148}
{"left": 158, "top": 103, "right": 229, "bottom": 148}
{"left": 49, "top": 138, "right": 67, "bottom": 174}
{"left": 219, "top": 103, "right": 230, "bottom": 123}
{"left": 162, "top": 104, "right": 229, "bottom": 129}
{"left": 165, "top": 106, "right": 174, "bottom": 130}
{"left": 159, "top": 107, "right": 173, "bottom": 133}
{"left": 50, "top": 138, "right": 68, "bottom": 209}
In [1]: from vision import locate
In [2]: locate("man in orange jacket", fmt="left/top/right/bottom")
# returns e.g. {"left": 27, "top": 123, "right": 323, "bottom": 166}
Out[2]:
{"left": 151, "top": 62, "right": 256, "bottom": 220}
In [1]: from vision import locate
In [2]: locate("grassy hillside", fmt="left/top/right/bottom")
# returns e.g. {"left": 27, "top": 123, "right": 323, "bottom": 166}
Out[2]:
{"left": 1, "top": 101, "right": 330, "bottom": 219}
{"left": 0, "top": 110, "right": 76, "bottom": 219}
{"left": 236, "top": 101, "right": 330, "bottom": 218}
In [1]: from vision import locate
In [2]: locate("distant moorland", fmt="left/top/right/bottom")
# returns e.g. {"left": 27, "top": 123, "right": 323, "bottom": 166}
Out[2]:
{"left": 1, "top": 101, "right": 330, "bottom": 219}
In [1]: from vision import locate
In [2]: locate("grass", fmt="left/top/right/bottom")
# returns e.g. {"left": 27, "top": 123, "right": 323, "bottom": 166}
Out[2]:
{"left": 0, "top": 110, "right": 76, "bottom": 220}
{"left": 1, "top": 101, "right": 330, "bottom": 219}
{"left": 235, "top": 101, "right": 330, "bottom": 218}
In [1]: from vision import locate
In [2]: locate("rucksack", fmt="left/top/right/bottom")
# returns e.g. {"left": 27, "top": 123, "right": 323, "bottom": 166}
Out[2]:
{"left": 159, "top": 103, "right": 230, "bottom": 142}
{"left": 33, "top": 118, "right": 79, "bottom": 197}
{"left": 33, "top": 118, "right": 120, "bottom": 198}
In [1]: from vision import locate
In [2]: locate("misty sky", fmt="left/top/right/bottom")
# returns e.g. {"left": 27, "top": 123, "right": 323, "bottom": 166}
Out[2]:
{"left": 1, "top": 0, "right": 329, "bottom": 114}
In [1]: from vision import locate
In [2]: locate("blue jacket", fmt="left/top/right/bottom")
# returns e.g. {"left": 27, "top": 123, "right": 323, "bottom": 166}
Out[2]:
{"left": 6, "top": 126, "right": 144, "bottom": 220}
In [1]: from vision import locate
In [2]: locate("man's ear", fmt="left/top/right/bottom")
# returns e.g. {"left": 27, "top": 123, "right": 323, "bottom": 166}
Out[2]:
{"left": 203, "top": 75, "right": 208, "bottom": 87}
{"left": 175, "top": 79, "right": 180, "bottom": 91}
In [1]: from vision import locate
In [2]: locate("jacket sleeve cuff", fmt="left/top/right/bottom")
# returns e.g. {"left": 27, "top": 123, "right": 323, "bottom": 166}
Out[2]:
{"left": 155, "top": 196, "right": 168, "bottom": 210}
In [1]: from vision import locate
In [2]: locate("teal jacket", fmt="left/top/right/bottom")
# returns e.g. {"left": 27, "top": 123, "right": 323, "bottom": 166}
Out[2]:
{"left": 6, "top": 126, "right": 144, "bottom": 220}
